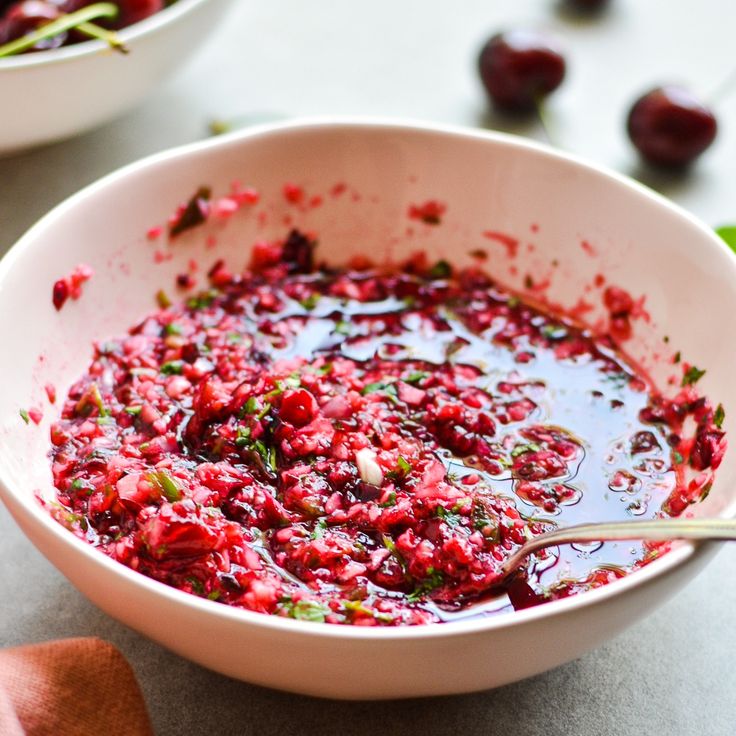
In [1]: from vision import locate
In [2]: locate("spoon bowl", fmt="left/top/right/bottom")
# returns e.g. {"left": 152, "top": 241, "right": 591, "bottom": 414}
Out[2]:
{"left": 432, "top": 518, "right": 736, "bottom": 622}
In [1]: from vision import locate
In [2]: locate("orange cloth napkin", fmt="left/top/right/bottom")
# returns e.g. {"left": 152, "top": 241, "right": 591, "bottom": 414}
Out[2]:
{"left": 0, "top": 637, "right": 153, "bottom": 736}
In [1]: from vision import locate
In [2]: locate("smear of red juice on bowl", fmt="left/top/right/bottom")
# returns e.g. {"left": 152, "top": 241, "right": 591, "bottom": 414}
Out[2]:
{"left": 52, "top": 264, "right": 93, "bottom": 311}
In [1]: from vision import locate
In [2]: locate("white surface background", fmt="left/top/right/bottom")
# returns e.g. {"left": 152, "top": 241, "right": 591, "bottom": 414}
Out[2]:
{"left": 1, "top": 0, "right": 735, "bottom": 733}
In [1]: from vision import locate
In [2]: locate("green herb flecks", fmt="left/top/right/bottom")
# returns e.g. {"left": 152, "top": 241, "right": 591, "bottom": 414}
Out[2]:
{"left": 299, "top": 293, "right": 320, "bottom": 311}
{"left": 472, "top": 503, "right": 500, "bottom": 541}
{"left": 186, "top": 288, "right": 219, "bottom": 311}
{"left": 428, "top": 260, "right": 452, "bottom": 279}
{"left": 160, "top": 360, "right": 184, "bottom": 375}
{"left": 280, "top": 597, "right": 330, "bottom": 623}
{"left": 405, "top": 370, "right": 430, "bottom": 385}
{"left": 146, "top": 470, "right": 183, "bottom": 503}
{"left": 408, "top": 568, "right": 445, "bottom": 603}
{"left": 385, "top": 455, "right": 411, "bottom": 483}
{"left": 342, "top": 599, "right": 393, "bottom": 623}
{"left": 541, "top": 323, "right": 568, "bottom": 340}
{"left": 234, "top": 426, "right": 252, "bottom": 447}
{"left": 310, "top": 519, "right": 328, "bottom": 540}
{"left": 75, "top": 383, "right": 108, "bottom": 418}
{"left": 511, "top": 442, "right": 541, "bottom": 458}
{"left": 682, "top": 365, "right": 706, "bottom": 387}
{"left": 436, "top": 506, "right": 463, "bottom": 527}
{"left": 156, "top": 290, "right": 172, "bottom": 309}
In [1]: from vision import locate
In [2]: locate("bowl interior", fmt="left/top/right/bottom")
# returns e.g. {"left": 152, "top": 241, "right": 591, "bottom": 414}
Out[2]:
{"left": 1, "top": 120, "right": 734, "bottom": 580}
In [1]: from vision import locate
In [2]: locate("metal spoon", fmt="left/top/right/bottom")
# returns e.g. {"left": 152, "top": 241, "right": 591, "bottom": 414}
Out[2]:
{"left": 429, "top": 517, "right": 736, "bottom": 622}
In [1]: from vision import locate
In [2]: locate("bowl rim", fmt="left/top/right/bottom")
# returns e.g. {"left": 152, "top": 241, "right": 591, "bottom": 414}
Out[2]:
{"left": 0, "top": 0, "right": 216, "bottom": 70}
{"left": 1, "top": 116, "right": 734, "bottom": 642}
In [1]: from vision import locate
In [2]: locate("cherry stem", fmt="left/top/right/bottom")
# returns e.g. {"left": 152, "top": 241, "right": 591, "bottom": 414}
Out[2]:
{"left": 534, "top": 96, "right": 560, "bottom": 148}
{"left": 0, "top": 3, "right": 124, "bottom": 58}
{"left": 706, "top": 66, "right": 736, "bottom": 106}
{"left": 76, "top": 21, "right": 128, "bottom": 54}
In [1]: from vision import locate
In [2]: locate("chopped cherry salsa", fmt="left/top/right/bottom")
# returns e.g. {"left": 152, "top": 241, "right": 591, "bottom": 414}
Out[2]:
{"left": 48, "top": 231, "right": 726, "bottom": 625}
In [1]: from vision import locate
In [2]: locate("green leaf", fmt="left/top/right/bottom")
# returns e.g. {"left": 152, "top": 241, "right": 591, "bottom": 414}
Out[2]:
{"left": 19, "top": 409, "right": 29, "bottom": 424}
{"left": 682, "top": 366, "right": 706, "bottom": 387}
{"left": 714, "top": 403, "right": 725, "bottom": 429}
{"left": 164, "top": 322, "right": 183, "bottom": 336}
{"left": 715, "top": 225, "right": 736, "bottom": 252}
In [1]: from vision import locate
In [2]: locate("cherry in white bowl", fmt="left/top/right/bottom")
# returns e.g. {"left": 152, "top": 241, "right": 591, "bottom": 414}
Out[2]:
{"left": 0, "top": 119, "right": 734, "bottom": 699}
{"left": 0, "top": 0, "right": 234, "bottom": 153}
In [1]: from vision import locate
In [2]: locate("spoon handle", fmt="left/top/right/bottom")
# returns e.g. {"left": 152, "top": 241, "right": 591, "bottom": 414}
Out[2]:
{"left": 501, "top": 517, "right": 736, "bottom": 578}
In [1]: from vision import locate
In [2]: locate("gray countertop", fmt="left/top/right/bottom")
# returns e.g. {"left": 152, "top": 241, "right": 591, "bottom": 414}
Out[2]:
{"left": 1, "top": 1, "right": 735, "bottom": 733}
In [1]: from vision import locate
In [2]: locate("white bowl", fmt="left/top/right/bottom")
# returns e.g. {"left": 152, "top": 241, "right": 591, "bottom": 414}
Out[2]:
{"left": 0, "top": 0, "right": 234, "bottom": 153}
{"left": 0, "top": 119, "right": 734, "bottom": 699}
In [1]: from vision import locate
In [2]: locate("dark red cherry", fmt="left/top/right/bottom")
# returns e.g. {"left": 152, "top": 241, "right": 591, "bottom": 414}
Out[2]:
{"left": 478, "top": 30, "right": 566, "bottom": 113}
{"left": 565, "top": 0, "right": 610, "bottom": 11}
{"left": 627, "top": 86, "right": 718, "bottom": 167}
{"left": 114, "top": 0, "right": 164, "bottom": 27}
{"left": 0, "top": 1, "right": 63, "bottom": 46}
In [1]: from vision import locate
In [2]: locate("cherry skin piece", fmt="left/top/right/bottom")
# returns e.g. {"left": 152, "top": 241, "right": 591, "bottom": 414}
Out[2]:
{"left": 478, "top": 30, "right": 566, "bottom": 113}
{"left": 627, "top": 86, "right": 718, "bottom": 168}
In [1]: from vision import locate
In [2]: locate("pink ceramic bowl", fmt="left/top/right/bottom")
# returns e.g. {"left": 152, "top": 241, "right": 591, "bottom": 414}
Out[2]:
{"left": 0, "top": 119, "right": 734, "bottom": 698}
